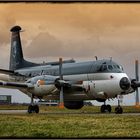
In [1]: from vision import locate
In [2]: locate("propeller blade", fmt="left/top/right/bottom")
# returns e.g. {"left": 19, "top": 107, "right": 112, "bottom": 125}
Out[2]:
{"left": 135, "top": 60, "right": 140, "bottom": 107}
{"left": 135, "top": 60, "right": 139, "bottom": 81}
{"left": 136, "top": 88, "right": 139, "bottom": 107}
{"left": 59, "top": 58, "right": 63, "bottom": 80}
{"left": 59, "top": 58, "right": 64, "bottom": 109}
{"left": 59, "top": 86, "right": 64, "bottom": 108}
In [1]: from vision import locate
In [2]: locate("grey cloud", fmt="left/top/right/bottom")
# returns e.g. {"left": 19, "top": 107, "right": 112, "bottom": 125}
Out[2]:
{"left": 24, "top": 32, "right": 64, "bottom": 57}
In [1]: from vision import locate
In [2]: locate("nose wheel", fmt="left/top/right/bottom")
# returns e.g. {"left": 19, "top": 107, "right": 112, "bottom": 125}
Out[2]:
{"left": 100, "top": 104, "right": 111, "bottom": 113}
{"left": 115, "top": 106, "right": 123, "bottom": 114}
{"left": 115, "top": 99, "right": 123, "bottom": 114}
{"left": 28, "top": 95, "right": 39, "bottom": 114}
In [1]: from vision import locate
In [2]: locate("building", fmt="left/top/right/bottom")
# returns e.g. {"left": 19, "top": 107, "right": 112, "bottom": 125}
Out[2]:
{"left": 0, "top": 95, "right": 11, "bottom": 104}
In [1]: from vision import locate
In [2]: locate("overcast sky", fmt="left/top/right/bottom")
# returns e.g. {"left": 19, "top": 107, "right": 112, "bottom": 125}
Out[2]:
{"left": 0, "top": 3, "right": 140, "bottom": 105}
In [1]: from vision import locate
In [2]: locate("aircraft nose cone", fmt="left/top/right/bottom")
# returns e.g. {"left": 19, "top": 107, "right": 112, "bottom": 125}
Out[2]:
{"left": 120, "top": 77, "right": 130, "bottom": 90}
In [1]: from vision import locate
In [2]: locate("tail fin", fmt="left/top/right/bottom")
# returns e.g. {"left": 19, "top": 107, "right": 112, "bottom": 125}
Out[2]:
{"left": 9, "top": 25, "right": 75, "bottom": 71}
{"left": 9, "top": 26, "right": 38, "bottom": 70}
{"left": 9, "top": 26, "right": 23, "bottom": 70}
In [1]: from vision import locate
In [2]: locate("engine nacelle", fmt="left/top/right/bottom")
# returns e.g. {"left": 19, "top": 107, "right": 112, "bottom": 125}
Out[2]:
{"left": 83, "top": 73, "right": 131, "bottom": 99}
{"left": 28, "top": 79, "right": 56, "bottom": 96}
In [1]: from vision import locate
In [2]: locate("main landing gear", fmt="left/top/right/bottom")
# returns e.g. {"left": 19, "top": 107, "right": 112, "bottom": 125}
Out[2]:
{"left": 100, "top": 103, "right": 111, "bottom": 113}
{"left": 28, "top": 95, "right": 39, "bottom": 114}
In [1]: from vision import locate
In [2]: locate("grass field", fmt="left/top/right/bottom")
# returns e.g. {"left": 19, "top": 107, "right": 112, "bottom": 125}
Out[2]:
{"left": 0, "top": 105, "right": 140, "bottom": 138}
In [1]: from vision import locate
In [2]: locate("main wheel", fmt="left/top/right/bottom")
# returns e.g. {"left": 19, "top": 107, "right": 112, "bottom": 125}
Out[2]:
{"left": 101, "top": 105, "right": 107, "bottom": 113}
{"left": 28, "top": 105, "right": 39, "bottom": 113}
{"left": 34, "top": 105, "right": 39, "bottom": 113}
{"left": 106, "top": 104, "right": 111, "bottom": 113}
{"left": 28, "top": 105, "right": 33, "bottom": 114}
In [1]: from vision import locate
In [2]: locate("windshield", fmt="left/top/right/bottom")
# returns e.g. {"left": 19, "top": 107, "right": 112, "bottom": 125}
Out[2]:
{"left": 99, "top": 64, "right": 123, "bottom": 72}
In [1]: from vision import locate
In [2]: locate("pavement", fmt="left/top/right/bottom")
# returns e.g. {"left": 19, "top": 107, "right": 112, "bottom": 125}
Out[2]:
{"left": 0, "top": 110, "right": 140, "bottom": 115}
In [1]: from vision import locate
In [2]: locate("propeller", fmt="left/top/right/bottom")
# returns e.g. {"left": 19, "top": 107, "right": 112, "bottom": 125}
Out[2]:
{"left": 131, "top": 60, "right": 140, "bottom": 108}
{"left": 135, "top": 60, "right": 140, "bottom": 107}
{"left": 59, "top": 58, "right": 64, "bottom": 109}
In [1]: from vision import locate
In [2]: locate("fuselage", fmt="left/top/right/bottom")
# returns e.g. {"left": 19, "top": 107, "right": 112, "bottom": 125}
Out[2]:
{"left": 9, "top": 59, "right": 133, "bottom": 101}
{"left": 15, "top": 59, "right": 123, "bottom": 78}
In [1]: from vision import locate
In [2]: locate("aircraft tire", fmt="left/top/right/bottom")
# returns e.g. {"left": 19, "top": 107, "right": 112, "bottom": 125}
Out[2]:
{"left": 101, "top": 105, "right": 111, "bottom": 113}
{"left": 100, "top": 105, "right": 107, "bottom": 113}
{"left": 115, "top": 106, "right": 123, "bottom": 114}
{"left": 34, "top": 105, "right": 39, "bottom": 113}
{"left": 28, "top": 105, "right": 33, "bottom": 113}
{"left": 106, "top": 104, "right": 111, "bottom": 113}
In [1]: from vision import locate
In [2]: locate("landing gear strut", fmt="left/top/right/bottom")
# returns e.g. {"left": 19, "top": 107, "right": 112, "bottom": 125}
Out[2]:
{"left": 28, "top": 95, "right": 39, "bottom": 114}
{"left": 115, "top": 99, "right": 123, "bottom": 114}
{"left": 100, "top": 102, "right": 111, "bottom": 113}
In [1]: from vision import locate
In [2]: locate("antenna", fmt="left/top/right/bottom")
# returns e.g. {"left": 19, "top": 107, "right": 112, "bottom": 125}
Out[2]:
{"left": 95, "top": 56, "right": 98, "bottom": 61}
{"left": 110, "top": 57, "right": 112, "bottom": 62}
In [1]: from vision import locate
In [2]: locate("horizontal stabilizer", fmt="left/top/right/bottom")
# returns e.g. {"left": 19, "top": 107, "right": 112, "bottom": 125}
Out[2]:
{"left": 0, "top": 69, "right": 14, "bottom": 75}
{"left": 0, "top": 81, "right": 33, "bottom": 89}
{"left": 0, "top": 69, "right": 25, "bottom": 77}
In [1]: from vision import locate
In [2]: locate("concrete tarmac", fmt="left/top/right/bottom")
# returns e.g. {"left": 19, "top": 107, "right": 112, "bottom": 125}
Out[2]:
{"left": 0, "top": 110, "right": 140, "bottom": 115}
{"left": 0, "top": 110, "right": 27, "bottom": 114}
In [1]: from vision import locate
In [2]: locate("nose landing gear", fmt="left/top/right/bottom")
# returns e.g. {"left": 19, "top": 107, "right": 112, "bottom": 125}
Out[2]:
{"left": 115, "top": 106, "right": 123, "bottom": 114}
{"left": 115, "top": 99, "right": 123, "bottom": 114}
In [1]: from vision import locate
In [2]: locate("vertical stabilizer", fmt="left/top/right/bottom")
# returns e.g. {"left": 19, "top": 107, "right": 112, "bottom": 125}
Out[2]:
{"left": 9, "top": 26, "right": 39, "bottom": 71}
{"left": 9, "top": 26, "right": 75, "bottom": 71}
{"left": 9, "top": 26, "right": 24, "bottom": 70}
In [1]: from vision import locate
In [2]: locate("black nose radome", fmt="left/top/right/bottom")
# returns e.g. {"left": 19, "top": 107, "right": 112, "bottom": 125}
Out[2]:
{"left": 10, "top": 26, "right": 22, "bottom": 32}
{"left": 120, "top": 77, "right": 130, "bottom": 90}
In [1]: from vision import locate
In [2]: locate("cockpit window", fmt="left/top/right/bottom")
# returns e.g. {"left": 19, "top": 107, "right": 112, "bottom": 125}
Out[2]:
{"left": 99, "top": 65, "right": 107, "bottom": 72}
{"left": 108, "top": 65, "right": 113, "bottom": 70}
{"left": 113, "top": 65, "right": 117, "bottom": 69}
{"left": 117, "top": 65, "right": 120, "bottom": 69}
{"left": 113, "top": 65, "right": 123, "bottom": 71}
{"left": 102, "top": 65, "right": 107, "bottom": 71}
{"left": 99, "top": 63, "right": 123, "bottom": 72}
{"left": 119, "top": 65, "right": 123, "bottom": 71}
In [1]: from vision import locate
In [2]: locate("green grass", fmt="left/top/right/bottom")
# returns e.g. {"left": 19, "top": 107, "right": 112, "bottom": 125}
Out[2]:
{"left": 0, "top": 113, "right": 139, "bottom": 138}
{"left": 0, "top": 105, "right": 140, "bottom": 138}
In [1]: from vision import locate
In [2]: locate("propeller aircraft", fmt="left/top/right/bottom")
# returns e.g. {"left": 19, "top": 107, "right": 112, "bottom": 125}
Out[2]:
{"left": 0, "top": 25, "right": 139, "bottom": 114}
